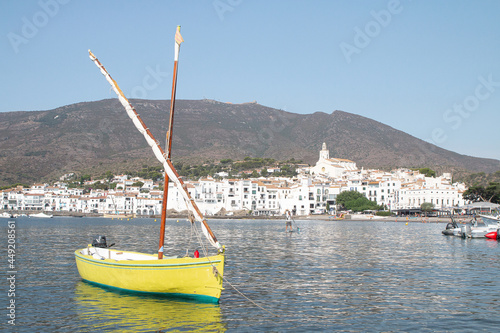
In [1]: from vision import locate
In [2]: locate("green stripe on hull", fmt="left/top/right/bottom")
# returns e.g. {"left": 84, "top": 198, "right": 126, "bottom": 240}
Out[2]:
{"left": 81, "top": 279, "right": 220, "bottom": 303}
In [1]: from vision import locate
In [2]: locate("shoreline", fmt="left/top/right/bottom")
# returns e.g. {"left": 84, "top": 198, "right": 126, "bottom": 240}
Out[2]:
{"left": 1, "top": 209, "right": 474, "bottom": 224}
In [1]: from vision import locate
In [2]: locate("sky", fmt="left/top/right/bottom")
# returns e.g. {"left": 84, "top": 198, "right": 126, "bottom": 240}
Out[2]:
{"left": 1, "top": 0, "right": 500, "bottom": 161}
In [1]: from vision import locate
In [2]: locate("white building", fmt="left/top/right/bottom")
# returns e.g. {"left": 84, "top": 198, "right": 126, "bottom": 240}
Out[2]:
{"left": 310, "top": 143, "right": 357, "bottom": 178}
{"left": 395, "top": 174, "right": 467, "bottom": 210}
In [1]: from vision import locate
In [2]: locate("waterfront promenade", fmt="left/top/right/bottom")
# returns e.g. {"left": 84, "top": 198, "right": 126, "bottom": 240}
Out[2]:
{"left": 1, "top": 209, "right": 472, "bottom": 224}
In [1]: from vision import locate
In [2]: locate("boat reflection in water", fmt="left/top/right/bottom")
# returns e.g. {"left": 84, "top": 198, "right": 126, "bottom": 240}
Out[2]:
{"left": 74, "top": 281, "right": 226, "bottom": 332}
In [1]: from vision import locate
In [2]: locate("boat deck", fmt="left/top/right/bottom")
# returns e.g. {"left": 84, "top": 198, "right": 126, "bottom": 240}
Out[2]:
{"left": 79, "top": 248, "right": 177, "bottom": 261}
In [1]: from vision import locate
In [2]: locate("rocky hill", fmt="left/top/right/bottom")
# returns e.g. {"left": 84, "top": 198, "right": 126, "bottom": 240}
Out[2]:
{"left": 0, "top": 99, "right": 499, "bottom": 186}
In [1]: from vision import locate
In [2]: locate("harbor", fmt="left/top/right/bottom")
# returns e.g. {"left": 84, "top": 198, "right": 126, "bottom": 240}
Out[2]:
{"left": 5, "top": 216, "right": 500, "bottom": 332}
{"left": 2, "top": 2, "right": 499, "bottom": 331}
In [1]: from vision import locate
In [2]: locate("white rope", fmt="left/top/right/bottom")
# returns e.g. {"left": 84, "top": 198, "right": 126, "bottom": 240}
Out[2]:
{"left": 221, "top": 275, "right": 278, "bottom": 317}
{"left": 187, "top": 215, "right": 277, "bottom": 316}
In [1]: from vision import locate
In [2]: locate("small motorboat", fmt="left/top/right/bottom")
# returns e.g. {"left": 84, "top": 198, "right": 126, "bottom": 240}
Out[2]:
{"left": 479, "top": 214, "right": 500, "bottom": 225}
{"left": 461, "top": 217, "right": 500, "bottom": 238}
{"left": 29, "top": 212, "right": 53, "bottom": 218}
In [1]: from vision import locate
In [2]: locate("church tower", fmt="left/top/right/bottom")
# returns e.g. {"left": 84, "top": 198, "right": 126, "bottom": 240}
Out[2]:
{"left": 319, "top": 142, "right": 329, "bottom": 160}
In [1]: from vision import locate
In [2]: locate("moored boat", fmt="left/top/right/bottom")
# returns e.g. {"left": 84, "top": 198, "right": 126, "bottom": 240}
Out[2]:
{"left": 460, "top": 218, "right": 500, "bottom": 238}
{"left": 350, "top": 213, "right": 385, "bottom": 220}
{"left": 75, "top": 243, "right": 224, "bottom": 302}
{"left": 29, "top": 212, "right": 53, "bottom": 218}
{"left": 102, "top": 214, "right": 135, "bottom": 219}
{"left": 479, "top": 214, "right": 500, "bottom": 225}
{"left": 76, "top": 27, "right": 225, "bottom": 302}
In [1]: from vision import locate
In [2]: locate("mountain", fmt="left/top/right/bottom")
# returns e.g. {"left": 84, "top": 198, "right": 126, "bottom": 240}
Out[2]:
{"left": 0, "top": 99, "right": 499, "bottom": 186}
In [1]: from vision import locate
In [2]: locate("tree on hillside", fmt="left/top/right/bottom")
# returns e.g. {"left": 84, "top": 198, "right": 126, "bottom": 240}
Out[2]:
{"left": 104, "top": 171, "right": 114, "bottom": 182}
{"left": 413, "top": 167, "right": 436, "bottom": 177}
{"left": 79, "top": 174, "right": 91, "bottom": 184}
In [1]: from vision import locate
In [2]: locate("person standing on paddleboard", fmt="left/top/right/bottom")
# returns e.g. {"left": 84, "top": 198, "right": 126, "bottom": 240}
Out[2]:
{"left": 285, "top": 210, "right": 293, "bottom": 232}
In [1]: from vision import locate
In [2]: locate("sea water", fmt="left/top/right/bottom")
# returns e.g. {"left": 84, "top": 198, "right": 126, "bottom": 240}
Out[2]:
{"left": 2, "top": 217, "right": 500, "bottom": 332}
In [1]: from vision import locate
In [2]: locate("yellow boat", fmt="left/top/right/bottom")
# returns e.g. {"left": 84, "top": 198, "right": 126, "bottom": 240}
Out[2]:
{"left": 75, "top": 248, "right": 224, "bottom": 302}
{"left": 77, "top": 27, "right": 225, "bottom": 303}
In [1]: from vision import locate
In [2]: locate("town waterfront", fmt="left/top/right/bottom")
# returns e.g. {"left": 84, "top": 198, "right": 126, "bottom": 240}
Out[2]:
{"left": 3, "top": 217, "right": 500, "bottom": 332}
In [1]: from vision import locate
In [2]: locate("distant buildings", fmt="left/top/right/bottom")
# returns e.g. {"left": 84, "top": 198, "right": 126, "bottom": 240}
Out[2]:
{"left": 1, "top": 143, "right": 469, "bottom": 216}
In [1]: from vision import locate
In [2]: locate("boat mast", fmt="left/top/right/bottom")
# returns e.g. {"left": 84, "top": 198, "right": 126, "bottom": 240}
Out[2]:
{"left": 158, "top": 26, "right": 184, "bottom": 259}
{"left": 89, "top": 46, "right": 223, "bottom": 252}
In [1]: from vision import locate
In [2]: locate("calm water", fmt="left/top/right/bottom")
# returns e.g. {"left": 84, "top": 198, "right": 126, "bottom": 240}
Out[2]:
{"left": 2, "top": 217, "right": 500, "bottom": 332}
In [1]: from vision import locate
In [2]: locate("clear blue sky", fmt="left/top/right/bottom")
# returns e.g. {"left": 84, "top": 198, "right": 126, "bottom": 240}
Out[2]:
{"left": 1, "top": 0, "right": 499, "bottom": 161}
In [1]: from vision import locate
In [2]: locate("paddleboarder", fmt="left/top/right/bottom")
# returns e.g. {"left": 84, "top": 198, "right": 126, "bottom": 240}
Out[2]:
{"left": 285, "top": 210, "right": 293, "bottom": 232}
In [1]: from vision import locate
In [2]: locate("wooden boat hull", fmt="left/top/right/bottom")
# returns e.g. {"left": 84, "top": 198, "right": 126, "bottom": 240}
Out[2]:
{"left": 75, "top": 248, "right": 224, "bottom": 303}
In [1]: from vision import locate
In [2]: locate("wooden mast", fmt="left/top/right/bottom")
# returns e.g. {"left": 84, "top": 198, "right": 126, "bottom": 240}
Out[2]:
{"left": 158, "top": 26, "right": 184, "bottom": 259}
{"left": 89, "top": 39, "right": 223, "bottom": 252}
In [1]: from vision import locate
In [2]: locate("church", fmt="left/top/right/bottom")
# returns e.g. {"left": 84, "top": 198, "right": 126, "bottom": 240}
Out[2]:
{"left": 309, "top": 143, "right": 357, "bottom": 178}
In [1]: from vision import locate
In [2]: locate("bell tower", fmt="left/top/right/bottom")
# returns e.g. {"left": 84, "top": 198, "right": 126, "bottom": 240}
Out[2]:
{"left": 319, "top": 142, "right": 329, "bottom": 160}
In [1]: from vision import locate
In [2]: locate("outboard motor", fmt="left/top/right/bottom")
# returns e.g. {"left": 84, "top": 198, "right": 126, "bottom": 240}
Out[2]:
{"left": 460, "top": 225, "right": 471, "bottom": 239}
{"left": 497, "top": 228, "right": 500, "bottom": 240}
{"left": 92, "top": 236, "right": 108, "bottom": 248}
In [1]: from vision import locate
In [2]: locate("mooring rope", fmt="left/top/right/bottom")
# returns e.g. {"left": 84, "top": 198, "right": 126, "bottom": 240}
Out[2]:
{"left": 189, "top": 214, "right": 210, "bottom": 258}
{"left": 186, "top": 218, "right": 278, "bottom": 317}
{"left": 181, "top": 202, "right": 278, "bottom": 317}
{"left": 221, "top": 275, "right": 278, "bottom": 317}
{"left": 184, "top": 215, "right": 195, "bottom": 257}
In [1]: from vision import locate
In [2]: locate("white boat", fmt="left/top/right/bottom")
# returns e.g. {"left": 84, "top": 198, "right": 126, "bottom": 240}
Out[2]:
{"left": 0, "top": 212, "right": 14, "bottom": 218}
{"left": 29, "top": 212, "right": 53, "bottom": 218}
{"left": 461, "top": 218, "right": 500, "bottom": 238}
{"left": 350, "top": 213, "right": 385, "bottom": 220}
{"left": 470, "top": 224, "right": 499, "bottom": 238}
{"left": 479, "top": 214, "right": 500, "bottom": 225}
